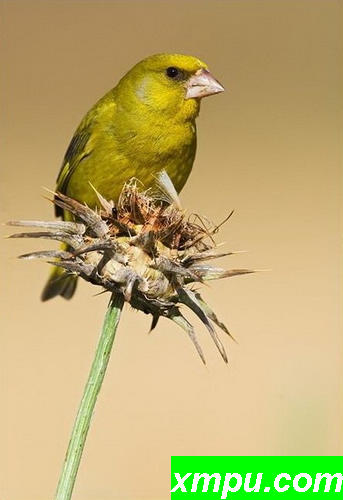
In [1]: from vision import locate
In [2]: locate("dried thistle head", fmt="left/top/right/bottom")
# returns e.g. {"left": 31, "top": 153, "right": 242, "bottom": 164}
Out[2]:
{"left": 8, "top": 180, "right": 254, "bottom": 364}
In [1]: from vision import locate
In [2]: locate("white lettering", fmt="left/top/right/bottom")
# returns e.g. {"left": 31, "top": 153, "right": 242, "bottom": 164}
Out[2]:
{"left": 274, "top": 473, "right": 291, "bottom": 492}
{"left": 191, "top": 472, "right": 221, "bottom": 492}
{"left": 313, "top": 473, "right": 343, "bottom": 493}
{"left": 244, "top": 473, "right": 263, "bottom": 492}
{"left": 170, "top": 473, "right": 192, "bottom": 493}
{"left": 293, "top": 473, "right": 312, "bottom": 492}
{"left": 221, "top": 473, "right": 243, "bottom": 499}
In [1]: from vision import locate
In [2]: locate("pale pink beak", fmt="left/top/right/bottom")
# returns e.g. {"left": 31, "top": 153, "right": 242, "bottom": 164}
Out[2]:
{"left": 185, "top": 68, "right": 224, "bottom": 99}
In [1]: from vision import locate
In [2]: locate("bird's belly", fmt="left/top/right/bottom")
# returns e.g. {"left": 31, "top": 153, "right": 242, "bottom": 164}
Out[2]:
{"left": 67, "top": 156, "right": 193, "bottom": 207}
{"left": 66, "top": 135, "right": 195, "bottom": 207}
{"left": 164, "top": 152, "right": 194, "bottom": 193}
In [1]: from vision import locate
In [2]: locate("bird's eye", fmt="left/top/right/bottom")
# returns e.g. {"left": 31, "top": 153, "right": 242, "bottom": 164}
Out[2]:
{"left": 166, "top": 66, "right": 181, "bottom": 79}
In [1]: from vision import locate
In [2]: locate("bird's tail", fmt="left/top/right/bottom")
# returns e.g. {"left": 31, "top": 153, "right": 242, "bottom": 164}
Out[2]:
{"left": 41, "top": 261, "right": 78, "bottom": 301}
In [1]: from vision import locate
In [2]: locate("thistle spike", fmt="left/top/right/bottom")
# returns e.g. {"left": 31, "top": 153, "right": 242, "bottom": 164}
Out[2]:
{"left": 8, "top": 231, "right": 83, "bottom": 249}
{"left": 18, "top": 250, "right": 72, "bottom": 260}
{"left": 53, "top": 192, "right": 108, "bottom": 237}
{"left": 194, "top": 292, "right": 236, "bottom": 342}
{"left": 7, "top": 219, "right": 86, "bottom": 234}
{"left": 89, "top": 182, "right": 114, "bottom": 213}
{"left": 149, "top": 314, "right": 160, "bottom": 332}
{"left": 169, "top": 310, "right": 206, "bottom": 365}
{"left": 177, "top": 288, "right": 228, "bottom": 363}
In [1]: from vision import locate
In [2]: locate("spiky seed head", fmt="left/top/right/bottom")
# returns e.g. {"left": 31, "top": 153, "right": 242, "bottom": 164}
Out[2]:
{"left": 8, "top": 179, "right": 254, "bottom": 364}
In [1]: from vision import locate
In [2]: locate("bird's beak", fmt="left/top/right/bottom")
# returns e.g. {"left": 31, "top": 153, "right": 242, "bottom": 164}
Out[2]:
{"left": 185, "top": 69, "right": 224, "bottom": 100}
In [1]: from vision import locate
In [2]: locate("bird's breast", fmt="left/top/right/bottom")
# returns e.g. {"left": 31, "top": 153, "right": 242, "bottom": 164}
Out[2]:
{"left": 120, "top": 118, "right": 196, "bottom": 162}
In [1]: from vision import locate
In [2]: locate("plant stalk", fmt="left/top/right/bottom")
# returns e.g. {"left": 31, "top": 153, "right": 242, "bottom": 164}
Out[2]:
{"left": 55, "top": 293, "right": 124, "bottom": 500}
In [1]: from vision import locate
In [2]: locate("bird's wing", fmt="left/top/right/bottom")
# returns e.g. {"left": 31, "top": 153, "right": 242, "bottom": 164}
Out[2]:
{"left": 55, "top": 121, "right": 93, "bottom": 217}
{"left": 54, "top": 93, "right": 116, "bottom": 218}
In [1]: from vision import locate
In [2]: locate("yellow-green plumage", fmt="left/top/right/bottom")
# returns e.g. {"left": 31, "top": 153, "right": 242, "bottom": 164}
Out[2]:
{"left": 42, "top": 53, "right": 222, "bottom": 300}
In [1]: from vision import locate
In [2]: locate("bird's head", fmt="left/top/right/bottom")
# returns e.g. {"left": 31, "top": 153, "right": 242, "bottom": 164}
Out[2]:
{"left": 115, "top": 53, "right": 224, "bottom": 122}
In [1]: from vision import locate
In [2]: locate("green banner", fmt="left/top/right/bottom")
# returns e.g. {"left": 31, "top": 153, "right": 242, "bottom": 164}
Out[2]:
{"left": 171, "top": 456, "right": 343, "bottom": 497}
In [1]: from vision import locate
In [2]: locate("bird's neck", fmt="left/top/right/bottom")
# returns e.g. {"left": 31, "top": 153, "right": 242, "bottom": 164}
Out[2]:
{"left": 114, "top": 83, "right": 200, "bottom": 124}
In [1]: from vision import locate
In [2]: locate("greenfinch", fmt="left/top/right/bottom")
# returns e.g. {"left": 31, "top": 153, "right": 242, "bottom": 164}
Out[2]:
{"left": 42, "top": 53, "right": 224, "bottom": 301}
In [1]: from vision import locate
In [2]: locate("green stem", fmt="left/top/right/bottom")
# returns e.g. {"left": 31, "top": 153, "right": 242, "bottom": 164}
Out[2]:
{"left": 55, "top": 293, "right": 124, "bottom": 500}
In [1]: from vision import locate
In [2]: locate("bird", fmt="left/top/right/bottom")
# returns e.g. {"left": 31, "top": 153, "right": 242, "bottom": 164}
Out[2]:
{"left": 42, "top": 53, "right": 224, "bottom": 301}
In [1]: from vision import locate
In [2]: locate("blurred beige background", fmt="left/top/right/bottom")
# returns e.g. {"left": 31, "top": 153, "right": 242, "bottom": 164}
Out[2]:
{"left": 1, "top": 1, "right": 342, "bottom": 499}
